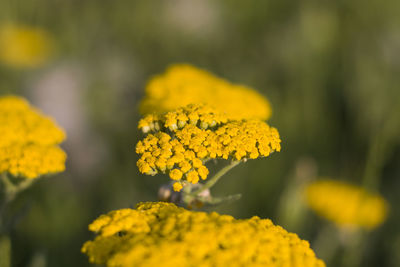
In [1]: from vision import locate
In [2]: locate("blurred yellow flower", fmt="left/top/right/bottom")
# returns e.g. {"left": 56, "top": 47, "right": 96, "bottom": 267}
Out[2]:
{"left": 136, "top": 104, "right": 281, "bottom": 191}
{"left": 0, "top": 96, "right": 66, "bottom": 179}
{"left": 0, "top": 24, "right": 53, "bottom": 68}
{"left": 139, "top": 64, "right": 272, "bottom": 120}
{"left": 82, "top": 202, "right": 325, "bottom": 267}
{"left": 304, "top": 179, "right": 388, "bottom": 230}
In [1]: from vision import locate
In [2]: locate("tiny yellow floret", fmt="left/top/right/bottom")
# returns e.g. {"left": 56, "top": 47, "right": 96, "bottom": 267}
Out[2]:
{"left": 139, "top": 64, "right": 272, "bottom": 120}
{"left": 172, "top": 182, "right": 183, "bottom": 192}
{"left": 0, "top": 95, "right": 66, "bottom": 179}
{"left": 304, "top": 179, "right": 388, "bottom": 230}
{"left": 82, "top": 202, "right": 325, "bottom": 267}
{"left": 169, "top": 169, "right": 183, "bottom": 180}
{"left": 0, "top": 24, "right": 53, "bottom": 68}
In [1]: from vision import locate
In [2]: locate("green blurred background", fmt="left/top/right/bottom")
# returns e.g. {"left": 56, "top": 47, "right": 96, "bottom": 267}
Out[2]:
{"left": 1, "top": 0, "right": 399, "bottom": 266}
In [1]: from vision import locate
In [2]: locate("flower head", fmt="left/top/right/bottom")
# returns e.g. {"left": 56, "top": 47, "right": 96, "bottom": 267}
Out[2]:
{"left": 304, "top": 179, "right": 388, "bottom": 230}
{"left": 82, "top": 202, "right": 325, "bottom": 267}
{"left": 136, "top": 104, "right": 281, "bottom": 191}
{"left": 0, "top": 96, "right": 66, "bottom": 179}
{"left": 139, "top": 64, "right": 272, "bottom": 121}
{"left": 0, "top": 24, "right": 53, "bottom": 68}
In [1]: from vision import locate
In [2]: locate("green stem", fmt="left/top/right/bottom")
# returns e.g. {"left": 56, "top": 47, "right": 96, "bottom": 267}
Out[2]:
{"left": 0, "top": 173, "right": 36, "bottom": 267}
{"left": 0, "top": 173, "right": 35, "bottom": 229}
{"left": 1, "top": 173, "right": 34, "bottom": 204}
{"left": 340, "top": 229, "right": 364, "bottom": 267}
{"left": 190, "top": 160, "right": 241, "bottom": 197}
{"left": 0, "top": 234, "right": 11, "bottom": 267}
{"left": 362, "top": 107, "right": 400, "bottom": 191}
{"left": 362, "top": 131, "right": 385, "bottom": 191}
{"left": 313, "top": 224, "right": 340, "bottom": 263}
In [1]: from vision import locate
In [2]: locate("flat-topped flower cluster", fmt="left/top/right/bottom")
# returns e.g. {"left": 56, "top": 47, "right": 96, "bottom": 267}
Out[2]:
{"left": 139, "top": 64, "right": 272, "bottom": 121}
{"left": 136, "top": 104, "right": 281, "bottom": 191}
{"left": 0, "top": 96, "right": 66, "bottom": 179}
{"left": 305, "top": 179, "right": 388, "bottom": 230}
{"left": 0, "top": 24, "right": 53, "bottom": 68}
{"left": 82, "top": 202, "right": 325, "bottom": 267}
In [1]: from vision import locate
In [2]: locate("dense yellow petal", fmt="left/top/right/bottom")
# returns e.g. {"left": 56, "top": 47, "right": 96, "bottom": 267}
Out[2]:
{"left": 139, "top": 64, "right": 272, "bottom": 121}
{"left": 305, "top": 179, "right": 388, "bottom": 230}
{"left": 0, "top": 24, "right": 53, "bottom": 68}
{"left": 82, "top": 202, "right": 325, "bottom": 267}
{"left": 0, "top": 144, "right": 66, "bottom": 179}
{"left": 0, "top": 95, "right": 66, "bottom": 179}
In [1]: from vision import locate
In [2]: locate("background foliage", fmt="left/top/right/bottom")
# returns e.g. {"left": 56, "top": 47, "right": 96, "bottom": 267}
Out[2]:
{"left": 0, "top": 0, "right": 399, "bottom": 266}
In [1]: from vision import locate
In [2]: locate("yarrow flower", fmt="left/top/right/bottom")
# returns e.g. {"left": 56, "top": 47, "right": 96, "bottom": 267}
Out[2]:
{"left": 0, "top": 24, "right": 53, "bottom": 68}
{"left": 136, "top": 104, "right": 281, "bottom": 191}
{"left": 82, "top": 202, "right": 325, "bottom": 267}
{"left": 304, "top": 179, "right": 388, "bottom": 230}
{"left": 0, "top": 96, "right": 66, "bottom": 179}
{"left": 139, "top": 64, "right": 272, "bottom": 121}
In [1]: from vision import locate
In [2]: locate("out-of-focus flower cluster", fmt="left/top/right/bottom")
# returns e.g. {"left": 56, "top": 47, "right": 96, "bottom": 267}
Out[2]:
{"left": 0, "top": 96, "right": 66, "bottom": 179}
{"left": 0, "top": 24, "right": 53, "bottom": 68}
{"left": 82, "top": 202, "right": 325, "bottom": 267}
{"left": 136, "top": 104, "right": 281, "bottom": 191}
{"left": 139, "top": 64, "right": 272, "bottom": 121}
{"left": 304, "top": 179, "right": 388, "bottom": 230}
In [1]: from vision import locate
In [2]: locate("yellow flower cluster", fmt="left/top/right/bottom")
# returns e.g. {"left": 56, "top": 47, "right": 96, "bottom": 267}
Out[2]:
{"left": 0, "top": 96, "right": 66, "bottom": 179}
{"left": 304, "top": 179, "right": 388, "bottom": 230}
{"left": 139, "top": 64, "right": 272, "bottom": 121}
{"left": 0, "top": 24, "right": 53, "bottom": 68}
{"left": 138, "top": 104, "right": 227, "bottom": 134}
{"left": 82, "top": 202, "right": 325, "bottom": 267}
{"left": 136, "top": 104, "right": 281, "bottom": 191}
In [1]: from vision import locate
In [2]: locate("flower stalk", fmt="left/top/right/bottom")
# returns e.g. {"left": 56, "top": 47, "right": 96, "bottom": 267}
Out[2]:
{"left": 1, "top": 173, "right": 35, "bottom": 205}
{"left": 190, "top": 160, "right": 240, "bottom": 197}
{"left": 1, "top": 174, "right": 35, "bottom": 225}
{"left": 0, "top": 173, "right": 37, "bottom": 267}
{"left": 0, "top": 234, "right": 10, "bottom": 267}
{"left": 181, "top": 160, "right": 241, "bottom": 206}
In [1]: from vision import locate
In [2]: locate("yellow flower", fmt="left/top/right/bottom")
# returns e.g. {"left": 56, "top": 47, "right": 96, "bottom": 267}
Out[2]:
{"left": 136, "top": 104, "right": 281, "bottom": 191}
{"left": 0, "top": 95, "right": 66, "bottom": 179}
{"left": 169, "top": 169, "right": 183, "bottom": 180}
{"left": 304, "top": 179, "right": 388, "bottom": 230}
{"left": 139, "top": 64, "right": 272, "bottom": 121}
{"left": 82, "top": 202, "right": 325, "bottom": 267}
{"left": 0, "top": 24, "right": 53, "bottom": 68}
{"left": 172, "top": 182, "right": 183, "bottom": 192}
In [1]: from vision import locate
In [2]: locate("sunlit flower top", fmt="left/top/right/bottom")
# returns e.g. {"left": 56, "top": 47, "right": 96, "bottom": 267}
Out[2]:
{"left": 304, "top": 179, "right": 388, "bottom": 230}
{"left": 82, "top": 202, "right": 325, "bottom": 267}
{"left": 0, "top": 24, "right": 53, "bottom": 68}
{"left": 139, "top": 64, "right": 272, "bottom": 121}
{"left": 0, "top": 96, "right": 66, "bottom": 179}
{"left": 136, "top": 104, "right": 281, "bottom": 191}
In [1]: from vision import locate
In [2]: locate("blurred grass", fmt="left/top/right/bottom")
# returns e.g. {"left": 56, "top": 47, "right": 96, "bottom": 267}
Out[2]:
{"left": 0, "top": 0, "right": 399, "bottom": 266}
